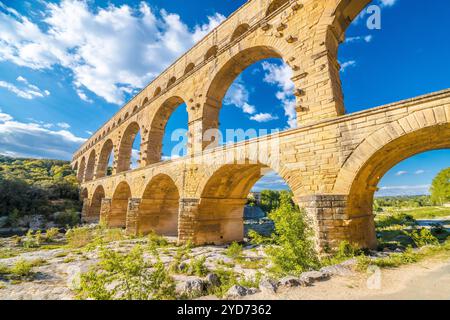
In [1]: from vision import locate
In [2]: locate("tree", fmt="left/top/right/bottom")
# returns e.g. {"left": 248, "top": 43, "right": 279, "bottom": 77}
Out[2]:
{"left": 430, "top": 167, "right": 450, "bottom": 205}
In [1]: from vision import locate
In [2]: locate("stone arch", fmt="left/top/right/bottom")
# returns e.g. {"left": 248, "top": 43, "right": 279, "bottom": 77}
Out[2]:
{"left": 137, "top": 174, "right": 180, "bottom": 236}
{"left": 184, "top": 63, "right": 195, "bottom": 75}
{"left": 110, "top": 181, "right": 131, "bottom": 228}
{"left": 153, "top": 87, "right": 162, "bottom": 98}
{"left": 84, "top": 150, "right": 96, "bottom": 182}
{"left": 230, "top": 23, "right": 250, "bottom": 42}
{"left": 117, "top": 122, "right": 141, "bottom": 173}
{"left": 145, "top": 96, "right": 186, "bottom": 165}
{"left": 202, "top": 45, "right": 286, "bottom": 149}
{"left": 204, "top": 45, "right": 218, "bottom": 61}
{"left": 142, "top": 97, "right": 149, "bottom": 107}
{"left": 266, "top": 0, "right": 289, "bottom": 17}
{"left": 77, "top": 157, "right": 86, "bottom": 182}
{"left": 167, "top": 76, "right": 176, "bottom": 88}
{"left": 195, "top": 159, "right": 294, "bottom": 244}
{"left": 97, "top": 139, "right": 114, "bottom": 178}
{"left": 333, "top": 107, "right": 450, "bottom": 248}
{"left": 87, "top": 185, "right": 105, "bottom": 224}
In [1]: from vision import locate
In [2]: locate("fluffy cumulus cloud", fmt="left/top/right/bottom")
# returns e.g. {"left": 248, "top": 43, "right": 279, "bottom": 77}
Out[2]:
{"left": 261, "top": 62, "right": 297, "bottom": 129}
{"left": 0, "top": 0, "right": 225, "bottom": 105}
{"left": 250, "top": 113, "right": 279, "bottom": 123}
{"left": 0, "top": 76, "right": 50, "bottom": 100}
{"left": 0, "top": 109, "right": 85, "bottom": 159}
{"left": 224, "top": 78, "right": 256, "bottom": 115}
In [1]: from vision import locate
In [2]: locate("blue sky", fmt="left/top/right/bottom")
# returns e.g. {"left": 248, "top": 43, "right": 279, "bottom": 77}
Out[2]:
{"left": 0, "top": 0, "right": 448, "bottom": 195}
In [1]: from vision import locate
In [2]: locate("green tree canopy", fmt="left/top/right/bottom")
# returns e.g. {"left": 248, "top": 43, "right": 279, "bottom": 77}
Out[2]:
{"left": 430, "top": 167, "right": 450, "bottom": 205}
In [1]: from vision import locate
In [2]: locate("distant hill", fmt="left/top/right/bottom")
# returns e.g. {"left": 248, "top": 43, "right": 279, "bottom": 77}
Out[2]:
{"left": 0, "top": 155, "right": 81, "bottom": 229}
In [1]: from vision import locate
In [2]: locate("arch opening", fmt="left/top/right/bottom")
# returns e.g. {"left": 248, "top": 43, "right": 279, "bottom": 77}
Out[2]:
{"left": 204, "top": 45, "right": 218, "bottom": 61}
{"left": 110, "top": 182, "right": 131, "bottom": 228}
{"left": 205, "top": 46, "right": 296, "bottom": 149}
{"left": 197, "top": 162, "right": 293, "bottom": 244}
{"left": 84, "top": 150, "right": 96, "bottom": 182}
{"left": 77, "top": 157, "right": 86, "bottom": 182}
{"left": 266, "top": 0, "right": 289, "bottom": 17}
{"left": 97, "top": 139, "right": 114, "bottom": 178}
{"left": 87, "top": 185, "right": 105, "bottom": 224}
{"left": 344, "top": 124, "right": 450, "bottom": 248}
{"left": 137, "top": 174, "right": 180, "bottom": 237}
{"left": 146, "top": 96, "right": 188, "bottom": 165}
{"left": 184, "top": 63, "right": 195, "bottom": 75}
{"left": 230, "top": 24, "right": 250, "bottom": 42}
{"left": 117, "top": 122, "right": 141, "bottom": 173}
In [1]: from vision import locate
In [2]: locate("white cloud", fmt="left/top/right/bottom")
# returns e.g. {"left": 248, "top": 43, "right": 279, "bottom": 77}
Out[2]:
{"left": 261, "top": 62, "right": 296, "bottom": 129}
{"left": 85, "top": 130, "right": 93, "bottom": 135}
{"left": 345, "top": 35, "right": 373, "bottom": 43}
{"left": 340, "top": 60, "right": 356, "bottom": 72}
{"left": 0, "top": 1, "right": 225, "bottom": 105}
{"left": 380, "top": 0, "right": 398, "bottom": 7}
{"left": 57, "top": 122, "right": 70, "bottom": 129}
{"left": 0, "top": 75, "right": 50, "bottom": 99}
{"left": 0, "top": 110, "right": 85, "bottom": 159}
{"left": 250, "top": 113, "right": 279, "bottom": 123}
{"left": 76, "top": 88, "right": 93, "bottom": 103}
{"left": 395, "top": 170, "right": 408, "bottom": 176}
{"left": 376, "top": 184, "right": 430, "bottom": 197}
{"left": 414, "top": 170, "right": 425, "bottom": 175}
{"left": 224, "top": 78, "right": 256, "bottom": 115}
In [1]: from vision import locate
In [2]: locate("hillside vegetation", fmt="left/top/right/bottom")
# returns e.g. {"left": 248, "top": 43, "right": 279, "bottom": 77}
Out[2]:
{"left": 0, "top": 155, "right": 81, "bottom": 229}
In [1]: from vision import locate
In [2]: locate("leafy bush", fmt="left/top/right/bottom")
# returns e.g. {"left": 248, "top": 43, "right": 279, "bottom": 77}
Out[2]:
{"left": 226, "top": 242, "right": 243, "bottom": 259}
{"left": 44, "top": 228, "right": 60, "bottom": 242}
{"left": 168, "top": 243, "right": 191, "bottom": 274}
{"left": 77, "top": 245, "right": 176, "bottom": 300}
{"left": 410, "top": 228, "right": 439, "bottom": 247}
{"left": 148, "top": 231, "right": 169, "bottom": 248}
{"left": 66, "top": 226, "right": 96, "bottom": 248}
{"left": 186, "top": 256, "right": 209, "bottom": 277}
{"left": 22, "top": 230, "right": 41, "bottom": 249}
{"left": 262, "top": 194, "right": 320, "bottom": 275}
{"left": 10, "top": 259, "right": 34, "bottom": 278}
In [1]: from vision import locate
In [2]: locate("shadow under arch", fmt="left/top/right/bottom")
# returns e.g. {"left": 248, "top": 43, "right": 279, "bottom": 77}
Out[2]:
{"left": 266, "top": 0, "right": 289, "bottom": 17}
{"left": 335, "top": 121, "right": 450, "bottom": 248}
{"left": 137, "top": 174, "right": 180, "bottom": 237}
{"left": 145, "top": 96, "right": 187, "bottom": 165}
{"left": 110, "top": 181, "right": 132, "bottom": 228}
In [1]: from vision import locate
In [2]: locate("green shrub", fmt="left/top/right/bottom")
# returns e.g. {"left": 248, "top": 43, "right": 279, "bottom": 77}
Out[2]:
{"left": 186, "top": 256, "right": 209, "bottom": 277}
{"left": 148, "top": 231, "right": 169, "bottom": 248}
{"left": 264, "top": 194, "right": 319, "bottom": 275}
{"left": 0, "top": 263, "right": 9, "bottom": 276}
{"left": 410, "top": 228, "right": 439, "bottom": 247}
{"left": 168, "top": 243, "right": 191, "bottom": 274}
{"left": 66, "top": 226, "right": 95, "bottom": 248}
{"left": 226, "top": 242, "right": 243, "bottom": 259}
{"left": 77, "top": 245, "right": 176, "bottom": 300}
{"left": 44, "top": 228, "right": 60, "bottom": 242}
{"left": 10, "top": 259, "right": 34, "bottom": 278}
{"left": 22, "top": 230, "right": 41, "bottom": 249}
{"left": 208, "top": 268, "right": 238, "bottom": 298}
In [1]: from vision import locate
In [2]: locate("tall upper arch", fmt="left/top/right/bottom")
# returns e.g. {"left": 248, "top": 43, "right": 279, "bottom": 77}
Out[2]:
{"left": 117, "top": 122, "right": 141, "bottom": 173}
{"left": 96, "top": 139, "right": 114, "bottom": 178}
{"left": 145, "top": 96, "right": 187, "bottom": 165}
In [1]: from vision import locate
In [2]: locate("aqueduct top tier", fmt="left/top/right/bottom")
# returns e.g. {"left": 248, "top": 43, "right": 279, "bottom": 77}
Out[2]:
{"left": 72, "top": 0, "right": 370, "bottom": 169}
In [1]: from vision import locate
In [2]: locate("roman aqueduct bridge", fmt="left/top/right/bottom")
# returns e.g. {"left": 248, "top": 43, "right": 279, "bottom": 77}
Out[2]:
{"left": 72, "top": 0, "right": 450, "bottom": 249}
